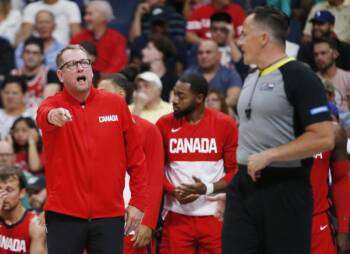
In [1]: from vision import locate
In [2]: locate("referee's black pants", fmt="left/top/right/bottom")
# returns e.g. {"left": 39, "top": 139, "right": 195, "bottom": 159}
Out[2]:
{"left": 46, "top": 211, "right": 124, "bottom": 254}
{"left": 222, "top": 165, "right": 313, "bottom": 254}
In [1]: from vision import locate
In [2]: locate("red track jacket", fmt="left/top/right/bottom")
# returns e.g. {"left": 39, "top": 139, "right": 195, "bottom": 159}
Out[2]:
{"left": 37, "top": 88, "right": 147, "bottom": 219}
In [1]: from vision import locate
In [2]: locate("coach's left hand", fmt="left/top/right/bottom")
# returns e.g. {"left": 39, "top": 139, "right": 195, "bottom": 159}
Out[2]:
{"left": 125, "top": 205, "right": 144, "bottom": 236}
{"left": 247, "top": 151, "right": 273, "bottom": 182}
{"left": 132, "top": 224, "right": 152, "bottom": 248}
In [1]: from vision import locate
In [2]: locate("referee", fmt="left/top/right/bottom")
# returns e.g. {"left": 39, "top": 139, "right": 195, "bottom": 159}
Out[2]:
{"left": 222, "top": 6, "right": 335, "bottom": 254}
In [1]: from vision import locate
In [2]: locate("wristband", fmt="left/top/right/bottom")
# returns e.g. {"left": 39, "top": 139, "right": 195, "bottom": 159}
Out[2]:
{"left": 204, "top": 183, "right": 214, "bottom": 195}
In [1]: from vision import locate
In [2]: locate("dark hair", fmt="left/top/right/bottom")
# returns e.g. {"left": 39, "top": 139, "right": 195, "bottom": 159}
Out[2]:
{"left": 210, "top": 12, "right": 232, "bottom": 24}
{"left": 10, "top": 117, "right": 43, "bottom": 154}
{"left": 207, "top": 89, "right": 229, "bottom": 114}
{"left": 79, "top": 41, "right": 97, "bottom": 57}
{"left": 23, "top": 36, "right": 44, "bottom": 55}
{"left": 148, "top": 35, "right": 177, "bottom": 62}
{"left": 119, "top": 65, "right": 140, "bottom": 83}
{"left": 108, "top": 74, "right": 135, "bottom": 105}
{"left": 313, "top": 37, "right": 338, "bottom": 51}
{"left": 1, "top": 75, "right": 27, "bottom": 94}
{"left": 251, "top": 6, "right": 289, "bottom": 46}
{"left": 0, "top": 166, "right": 26, "bottom": 189}
{"left": 178, "top": 73, "right": 208, "bottom": 98}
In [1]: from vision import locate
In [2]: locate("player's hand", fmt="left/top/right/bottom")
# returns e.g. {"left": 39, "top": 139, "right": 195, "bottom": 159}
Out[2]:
{"left": 226, "top": 24, "right": 235, "bottom": 44}
{"left": 247, "top": 150, "right": 273, "bottom": 182}
{"left": 173, "top": 188, "right": 200, "bottom": 204}
{"left": 178, "top": 176, "right": 207, "bottom": 195}
{"left": 125, "top": 205, "right": 144, "bottom": 236}
{"left": 0, "top": 190, "right": 8, "bottom": 209}
{"left": 206, "top": 193, "right": 226, "bottom": 221}
{"left": 28, "top": 128, "right": 39, "bottom": 145}
{"left": 133, "top": 91, "right": 150, "bottom": 109}
{"left": 337, "top": 232, "right": 349, "bottom": 254}
{"left": 47, "top": 108, "right": 72, "bottom": 127}
{"left": 131, "top": 224, "right": 152, "bottom": 248}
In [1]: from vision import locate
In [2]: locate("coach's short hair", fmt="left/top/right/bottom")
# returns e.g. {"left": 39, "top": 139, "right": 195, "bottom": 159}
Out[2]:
{"left": 56, "top": 44, "right": 89, "bottom": 69}
{"left": 178, "top": 73, "right": 208, "bottom": 98}
{"left": 251, "top": 6, "right": 289, "bottom": 46}
{"left": 0, "top": 166, "right": 26, "bottom": 189}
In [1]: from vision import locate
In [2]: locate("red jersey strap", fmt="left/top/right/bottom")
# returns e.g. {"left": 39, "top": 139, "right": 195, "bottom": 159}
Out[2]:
{"left": 331, "top": 159, "right": 350, "bottom": 233}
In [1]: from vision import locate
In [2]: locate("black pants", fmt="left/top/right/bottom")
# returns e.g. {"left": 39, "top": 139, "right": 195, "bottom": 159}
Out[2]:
{"left": 46, "top": 211, "right": 124, "bottom": 254}
{"left": 222, "top": 165, "right": 313, "bottom": 254}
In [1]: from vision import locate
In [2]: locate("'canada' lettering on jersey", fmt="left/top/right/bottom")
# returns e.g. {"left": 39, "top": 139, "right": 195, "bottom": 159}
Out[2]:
{"left": 169, "top": 138, "right": 217, "bottom": 154}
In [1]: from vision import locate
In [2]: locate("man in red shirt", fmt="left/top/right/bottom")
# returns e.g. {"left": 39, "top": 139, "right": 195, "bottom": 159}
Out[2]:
{"left": 0, "top": 166, "right": 46, "bottom": 254}
{"left": 36, "top": 45, "right": 147, "bottom": 254}
{"left": 186, "top": 0, "right": 245, "bottom": 45}
{"left": 70, "top": 0, "right": 127, "bottom": 74}
{"left": 98, "top": 74, "right": 164, "bottom": 254}
{"left": 156, "top": 73, "right": 238, "bottom": 254}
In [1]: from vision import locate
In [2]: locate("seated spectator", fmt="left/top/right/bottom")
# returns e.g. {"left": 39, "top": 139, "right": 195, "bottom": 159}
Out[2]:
{"left": 302, "top": 0, "right": 350, "bottom": 43}
{"left": 129, "top": 0, "right": 186, "bottom": 43}
{"left": 0, "top": 75, "right": 37, "bottom": 140}
{"left": 0, "top": 140, "right": 15, "bottom": 169}
{"left": 0, "top": 37, "right": 14, "bottom": 83}
{"left": 10, "top": 117, "right": 43, "bottom": 174}
{"left": 71, "top": 0, "right": 127, "bottom": 74}
{"left": 16, "top": 10, "right": 65, "bottom": 70}
{"left": 186, "top": 0, "right": 246, "bottom": 45}
{"left": 314, "top": 38, "right": 350, "bottom": 111}
{"left": 11, "top": 36, "right": 60, "bottom": 108}
{"left": 15, "top": 0, "right": 82, "bottom": 46}
{"left": 205, "top": 88, "right": 229, "bottom": 114}
{"left": 298, "top": 10, "right": 350, "bottom": 71}
{"left": 130, "top": 71, "right": 173, "bottom": 123}
{"left": 26, "top": 174, "right": 46, "bottom": 213}
{"left": 185, "top": 40, "right": 242, "bottom": 109}
{"left": 141, "top": 35, "right": 178, "bottom": 101}
{"left": 0, "top": 0, "right": 21, "bottom": 45}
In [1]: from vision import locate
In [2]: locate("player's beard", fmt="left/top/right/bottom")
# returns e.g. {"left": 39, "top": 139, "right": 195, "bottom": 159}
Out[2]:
{"left": 173, "top": 101, "right": 196, "bottom": 119}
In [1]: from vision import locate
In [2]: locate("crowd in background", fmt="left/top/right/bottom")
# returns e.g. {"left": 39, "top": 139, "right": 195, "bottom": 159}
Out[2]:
{"left": 0, "top": 0, "right": 350, "bottom": 233}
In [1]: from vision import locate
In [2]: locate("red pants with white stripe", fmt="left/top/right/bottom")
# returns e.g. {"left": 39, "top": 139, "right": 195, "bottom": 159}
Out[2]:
{"left": 311, "top": 212, "right": 336, "bottom": 254}
{"left": 123, "top": 235, "right": 156, "bottom": 254}
{"left": 160, "top": 211, "right": 222, "bottom": 254}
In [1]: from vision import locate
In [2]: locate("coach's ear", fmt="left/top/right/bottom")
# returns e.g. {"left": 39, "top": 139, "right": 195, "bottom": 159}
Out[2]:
{"left": 57, "top": 69, "right": 64, "bottom": 83}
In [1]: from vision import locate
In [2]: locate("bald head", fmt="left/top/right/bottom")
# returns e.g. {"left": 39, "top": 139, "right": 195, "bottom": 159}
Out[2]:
{"left": 197, "top": 40, "right": 221, "bottom": 71}
{"left": 0, "top": 140, "right": 15, "bottom": 168}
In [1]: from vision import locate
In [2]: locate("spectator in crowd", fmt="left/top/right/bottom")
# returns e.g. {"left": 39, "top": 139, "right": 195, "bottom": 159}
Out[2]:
{"left": 16, "top": 10, "right": 65, "bottom": 71}
{"left": 314, "top": 38, "right": 350, "bottom": 111}
{"left": 186, "top": 0, "right": 246, "bottom": 45}
{"left": 15, "top": 0, "right": 82, "bottom": 46}
{"left": 26, "top": 174, "right": 46, "bottom": 213}
{"left": 37, "top": 45, "right": 147, "bottom": 254}
{"left": 141, "top": 35, "right": 178, "bottom": 101}
{"left": 71, "top": 0, "right": 127, "bottom": 75}
{"left": 302, "top": 0, "right": 350, "bottom": 43}
{"left": 97, "top": 74, "right": 164, "bottom": 253}
{"left": 129, "top": 0, "right": 186, "bottom": 43}
{"left": 12, "top": 36, "right": 60, "bottom": 108}
{"left": 0, "top": 75, "right": 36, "bottom": 140}
{"left": 10, "top": 117, "right": 43, "bottom": 174}
{"left": 0, "top": 37, "right": 15, "bottom": 83}
{"left": 0, "top": 140, "right": 15, "bottom": 169}
{"left": 0, "top": 0, "right": 21, "bottom": 45}
{"left": 0, "top": 166, "right": 47, "bottom": 254}
{"left": 186, "top": 40, "right": 242, "bottom": 110}
{"left": 205, "top": 88, "right": 229, "bottom": 114}
{"left": 298, "top": 10, "right": 350, "bottom": 71}
{"left": 130, "top": 71, "right": 173, "bottom": 124}
{"left": 183, "top": 0, "right": 211, "bottom": 19}
{"left": 157, "top": 73, "right": 238, "bottom": 254}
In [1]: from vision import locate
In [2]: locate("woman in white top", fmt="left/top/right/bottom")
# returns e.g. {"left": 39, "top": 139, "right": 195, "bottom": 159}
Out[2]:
{"left": 0, "top": 0, "right": 21, "bottom": 45}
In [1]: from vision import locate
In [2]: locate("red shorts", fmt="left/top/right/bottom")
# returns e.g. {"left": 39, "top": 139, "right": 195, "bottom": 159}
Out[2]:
{"left": 311, "top": 212, "right": 336, "bottom": 254}
{"left": 160, "top": 211, "right": 222, "bottom": 254}
{"left": 123, "top": 235, "right": 156, "bottom": 254}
